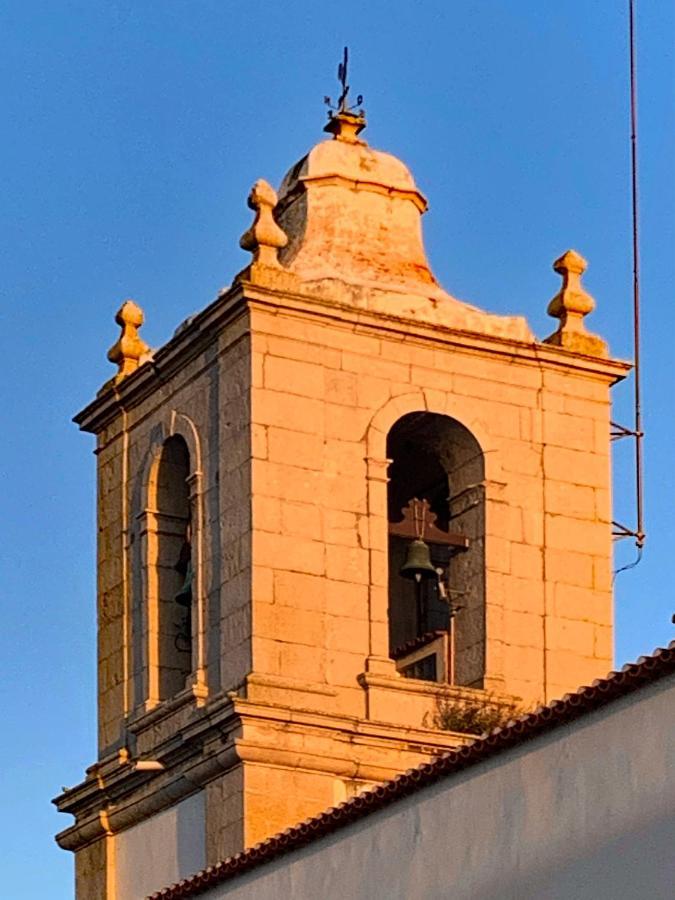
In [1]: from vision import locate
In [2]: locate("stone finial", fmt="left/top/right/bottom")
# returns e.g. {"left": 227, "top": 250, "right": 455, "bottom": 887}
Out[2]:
{"left": 543, "top": 250, "right": 607, "bottom": 357}
{"left": 239, "top": 179, "right": 287, "bottom": 268}
{"left": 323, "top": 110, "right": 366, "bottom": 144}
{"left": 107, "top": 300, "right": 150, "bottom": 380}
{"left": 236, "top": 180, "right": 298, "bottom": 289}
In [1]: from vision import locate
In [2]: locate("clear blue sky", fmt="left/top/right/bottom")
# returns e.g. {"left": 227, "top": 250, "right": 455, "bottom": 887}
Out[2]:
{"left": 1, "top": 2, "right": 673, "bottom": 896}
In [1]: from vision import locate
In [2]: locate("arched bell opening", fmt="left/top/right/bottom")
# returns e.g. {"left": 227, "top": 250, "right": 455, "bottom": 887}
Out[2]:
{"left": 152, "top": 435, "right": 193, "bottom": 699}
{"left": 386, "top": 412, "right": 485, "bottom": 686}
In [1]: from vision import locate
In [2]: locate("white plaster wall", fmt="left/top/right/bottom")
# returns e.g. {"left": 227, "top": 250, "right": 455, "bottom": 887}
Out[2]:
{"left": 116, "top": 791, "right": 205, "bottom": 900}
{"left": 203, "top": 676, "right": 675, "bottom": 900}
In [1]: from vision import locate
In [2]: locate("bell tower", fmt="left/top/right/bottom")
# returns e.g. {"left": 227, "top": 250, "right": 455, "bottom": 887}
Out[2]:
{"left": 54, "top": 91, "right": 629, "bottom": 899}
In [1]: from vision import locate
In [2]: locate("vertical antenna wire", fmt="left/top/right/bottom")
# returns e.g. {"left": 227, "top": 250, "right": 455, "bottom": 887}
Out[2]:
{"left": 629, "top": 0, "right": 645, "bottom": 550}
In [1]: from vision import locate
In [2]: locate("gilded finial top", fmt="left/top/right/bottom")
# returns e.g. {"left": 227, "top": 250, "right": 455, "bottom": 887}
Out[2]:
{"left": 107, "top": 300, "right": 150, "bottom": 381}
{"left": 323, "top": 47, "right": 366, "bottom": 143}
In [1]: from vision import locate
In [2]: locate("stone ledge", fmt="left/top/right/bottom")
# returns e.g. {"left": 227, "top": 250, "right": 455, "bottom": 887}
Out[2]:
{"left": 242, "top": 672, "right": 338, "bottom": 700}
{"left": 126, "top": 682, "right": 208, "bottom": 737}
{"left": 358, "top": 671, "right": 522, "bottom": 730}
{"left": 74, "top": 278, "right": 630, "bottom": 436}
{"left": 358, "top": 671, "right": 518, "bottom": 706}
{"left": 54, "top": 689, "right": 474, "bottom": 853}
{"left": 297, "top": 172, "right": 428, "bottom": 212}
{"left": 246, "top": 286, "right": 630, "bottom": 383}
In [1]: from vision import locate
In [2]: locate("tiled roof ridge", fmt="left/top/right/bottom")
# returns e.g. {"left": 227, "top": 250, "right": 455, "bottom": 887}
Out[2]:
{"left": 148, "top": 642, "right": 675, "bottom": 900}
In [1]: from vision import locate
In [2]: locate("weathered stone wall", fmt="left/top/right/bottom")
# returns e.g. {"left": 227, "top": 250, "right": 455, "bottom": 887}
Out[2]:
{"left": 248, "top": 301, "right": 616, "bottom": 710}
{"left": 78, "top": 288, "right": 622, "bottom": 899}
{"left": 95, "top": 314, "right": 253, "bottom": 754}
{"left": 95, "top": 412, "right": 128, "bottom": 753}
{"left": 74, "top": 836, "right": 110, "bottom": 900}
{"left": 205, "top": 768, "right": 245, "bottom": 867}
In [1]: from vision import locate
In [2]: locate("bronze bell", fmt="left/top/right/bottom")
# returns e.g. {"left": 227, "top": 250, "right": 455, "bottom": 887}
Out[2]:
{"left": 400, "top": 538, "right": 437, "bottom": 583}
{"left": 175, "top": 560, "right": 193, "bottom": 607}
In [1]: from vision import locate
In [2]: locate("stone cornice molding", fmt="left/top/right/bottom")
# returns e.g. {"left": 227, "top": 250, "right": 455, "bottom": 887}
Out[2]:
{"left": 74, "top": 281, "right": 630, "bottom": 436}
{"left": 275, "top": 172, "right": 428, "bottom": 214}
{"left": 74, "top": 286, "right": 250, "bottom": 434}
{"left": 52, "top": 679, "right": 482, "bottom": 853}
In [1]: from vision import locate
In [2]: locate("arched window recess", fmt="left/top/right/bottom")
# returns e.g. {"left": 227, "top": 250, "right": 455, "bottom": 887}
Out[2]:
{"left": 150, "top": 435, "right": 194, "bottom": 702}
{"left": 387, "top": 413, "right": 485, "bottom": 686}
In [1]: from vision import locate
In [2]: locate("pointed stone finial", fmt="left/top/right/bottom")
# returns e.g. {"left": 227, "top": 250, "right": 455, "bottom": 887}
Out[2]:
{"left": 239, "top": 179, "right": 288, "bottom": 269}
{"left": 543, "top": 250, "right": 607, "bottom": 357}
{"left": 107, "top": 300, "right": 150, "bottom": 380}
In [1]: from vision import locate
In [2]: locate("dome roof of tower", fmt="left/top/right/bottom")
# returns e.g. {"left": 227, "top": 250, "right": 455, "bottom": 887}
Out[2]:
{"left": 269, "top": 115, "right": 532, "bottom": 340}
{"left": 278, "top": 136, "right": 424, "bottom": 209}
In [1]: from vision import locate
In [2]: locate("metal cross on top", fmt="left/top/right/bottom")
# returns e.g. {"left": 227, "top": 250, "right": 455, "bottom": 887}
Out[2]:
{"left": 324, "top": 46, "right": 363, "bottom": 115}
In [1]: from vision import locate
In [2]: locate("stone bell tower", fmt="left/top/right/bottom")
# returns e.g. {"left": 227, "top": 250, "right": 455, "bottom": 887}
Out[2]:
{"left": 54, "top": 89, "right": 629, "bottom": 899}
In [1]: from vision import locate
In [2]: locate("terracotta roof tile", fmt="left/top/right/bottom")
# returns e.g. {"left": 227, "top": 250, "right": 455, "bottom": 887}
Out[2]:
{"left": 148, "top": 642, "right": 675, "bottom": 900}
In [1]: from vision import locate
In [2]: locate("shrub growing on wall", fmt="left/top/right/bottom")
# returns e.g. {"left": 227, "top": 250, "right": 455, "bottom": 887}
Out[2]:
{"left": 425, "top": 692, "right": 523, "bottom": 736}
